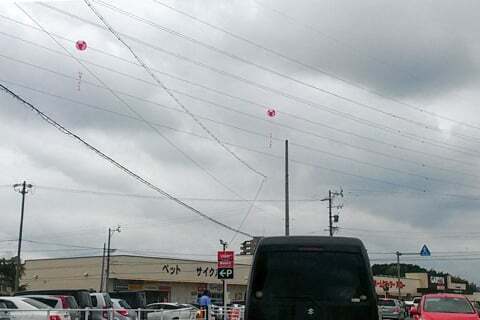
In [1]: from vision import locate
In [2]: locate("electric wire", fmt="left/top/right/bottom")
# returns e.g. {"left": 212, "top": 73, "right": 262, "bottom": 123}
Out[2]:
{"left": 253, "top": 0, "right": 480, "bottom": 133}
{"left": 4, "top": 77, "right": 480, "bottom": 196}
{"left": 83, "top": 0, "right": 266, "bottom": 179}
{"left": 0, "top": 83, "right": 254, "bottom": 237}
{"left": 1, "top": 52, "right": 478, "bottom": 176}
{"left": 27, "top": 5, "right": 480, "bottom": 157}
{"left": 13, "top": 4, "right": 265, "bottom": 219}
{"left": 88, "top": 0, "right": 480, "bottom": 144}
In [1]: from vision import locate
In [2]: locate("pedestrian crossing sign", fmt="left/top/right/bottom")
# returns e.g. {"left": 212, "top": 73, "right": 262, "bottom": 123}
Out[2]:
{"left": 420, "top": 244, "right": 431, "bottom": 256}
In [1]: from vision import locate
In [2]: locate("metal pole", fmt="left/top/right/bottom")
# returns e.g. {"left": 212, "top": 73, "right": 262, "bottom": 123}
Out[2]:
{"left": 105, "top": 228, "right": 112, "bottom": 292}
{"left": 221, "top": 241, "right": 227, "bottom": 320}
{"left": 328, "top": 190, "right": 333, "bottom": 237}
{"left": 14, "top": 181, "right": 27, "bottom": 293}
{"left": 285, "top": 140, "right": 289, "bottom": 236}
{"left": 100, "top": 243, "right": 106, "bottom": 292}
{"left": 396, "top": 251, "right": 402, "bottom": 299}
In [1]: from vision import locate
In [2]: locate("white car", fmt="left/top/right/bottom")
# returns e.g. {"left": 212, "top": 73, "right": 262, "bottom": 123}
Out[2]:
{"left": 0, "top": 297, "right": 70, "bottom": 320}
{"left": 146, "top": 303, "right": 196, "bottom": 320}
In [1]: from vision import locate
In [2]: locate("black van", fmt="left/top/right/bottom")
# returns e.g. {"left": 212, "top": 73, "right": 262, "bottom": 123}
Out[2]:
{"left": 16, "top": 289, "right": 93, "bottom": 320}
{"left": 245, "top": 236, "right": 378, "bottom": 320}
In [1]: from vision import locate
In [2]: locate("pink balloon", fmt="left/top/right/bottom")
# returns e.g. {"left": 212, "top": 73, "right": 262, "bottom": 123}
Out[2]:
{"left": 75, "top": 40, "right": 87, "bottom": 51}
{"left": 266, "top": 108, "right": 276, "bottom": 117}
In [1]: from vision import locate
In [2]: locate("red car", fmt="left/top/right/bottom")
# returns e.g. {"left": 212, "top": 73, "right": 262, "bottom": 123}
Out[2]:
{"left": 410, "top": 293, "right": 479, "bottom": 320}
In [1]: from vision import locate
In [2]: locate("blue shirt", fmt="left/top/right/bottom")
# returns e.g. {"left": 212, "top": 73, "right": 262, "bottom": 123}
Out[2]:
{"left": 199, "top": 295, "right": 211, "bottom": 307}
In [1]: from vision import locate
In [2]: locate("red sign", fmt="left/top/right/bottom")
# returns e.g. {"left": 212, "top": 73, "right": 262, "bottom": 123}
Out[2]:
{"left": 217, "top": 251, "right": 234, "bottom": 268}
{"left": 374, "top": 279, "right": 405, "bottom": 289}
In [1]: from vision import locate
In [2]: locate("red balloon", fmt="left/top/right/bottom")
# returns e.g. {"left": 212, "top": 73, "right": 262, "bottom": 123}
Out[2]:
{"left": 266, "top": 108, "right": 276, "bottom": 117}
{"left": 75, "top": 40, "right": 87, "bottom": 51}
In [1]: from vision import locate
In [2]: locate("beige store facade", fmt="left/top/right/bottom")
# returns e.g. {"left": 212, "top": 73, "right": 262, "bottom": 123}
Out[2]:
{"left": 22, "top": 255, "right": 251, "bottom": 304}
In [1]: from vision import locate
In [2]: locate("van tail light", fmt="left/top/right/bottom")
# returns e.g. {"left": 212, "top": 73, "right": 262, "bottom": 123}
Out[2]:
{"left": 117, "top": 309, "right": 128, "bottom": 317}
{"left": 50, "top": 315, "right": 62, "bottom": 320}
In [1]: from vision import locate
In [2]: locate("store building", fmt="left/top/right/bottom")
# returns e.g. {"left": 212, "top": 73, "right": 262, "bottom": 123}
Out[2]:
{"left": 22, "top": 255, "right": 251, "bottom": 304}
{"left": 22, "top": 255, "right": 476, "bottom": 302}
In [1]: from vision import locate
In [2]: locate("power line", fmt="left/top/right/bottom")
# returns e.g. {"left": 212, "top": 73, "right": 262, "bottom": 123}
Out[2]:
{"left": 13, "top": 4, "right": 266, "bottom": 220}
{"left": 83, "top": 0, "right": 266, "bottom": 179}
{"left": 1, "top": 47, "right": 477, "bottom": 175}
{"left": 5, "top": 77, "right": 480, "bottom": 199}
{"left": 25, "top": 6, "right": 480, "bottom": 158}
{"left": 253, "top": 0, "right": 480, "bottom": 134}
{"left": 2, "top": 17, "right": 479, "bottom": 170}
{"left": 4, "top": 75, "right": 480, "bottom": 197}
{"left": 27, "top": 185, "right": 319, "bottom": 202}
{"left": 0, "top": 83, "right": 253, "bottom": 237}
{"left": 1, "top": 53, "right": 478, "bottom": 182}
{"left": 152, "top": 0, "right": 480, "bottom": 138}
{"left": 87, "top": 0, "right": 480, "bottom": 145}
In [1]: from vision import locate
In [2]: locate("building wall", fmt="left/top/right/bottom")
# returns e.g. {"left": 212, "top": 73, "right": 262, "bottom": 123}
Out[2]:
{"left": 374, "top": 275, "right": 421, "bottom": 298}
{"left": 23, "top": 256, "right": 103, "bottom": 291}
{"left": 22, "top": 255, "right": 249, "bottom": 303}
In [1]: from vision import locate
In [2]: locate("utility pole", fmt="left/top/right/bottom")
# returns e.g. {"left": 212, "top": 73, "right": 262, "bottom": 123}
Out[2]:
{"left": 396, "top": 251, "right": 402, "bottom": 299}
{"left": 100, "top": 243, "right": 106, "bottom": 292}
{"left": 220, "top": 239, "right": 228, "bottom": 319}
{"left": 285, "top": 140, "right": 289, "bottom": 236}
{"left": 321, "top": 189, "right": 343, "bottom": 237}
{"left": 328, "top": 190, "right": 332, "bottom": 236}
{"left": 13, "top": 181, "right": 33, "bottom": 293}
{"left": 105, "top": 225, "right": 121, "bottom": 292}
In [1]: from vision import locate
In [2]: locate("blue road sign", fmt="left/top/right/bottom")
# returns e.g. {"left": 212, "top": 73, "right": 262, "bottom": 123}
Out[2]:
{"left": 420, "top": 244, "right": 431, "bottom": 256}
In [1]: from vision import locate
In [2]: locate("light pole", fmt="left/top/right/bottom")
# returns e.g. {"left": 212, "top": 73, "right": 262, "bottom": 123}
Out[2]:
{"left": 220, "top": 239, "right": 227, "bottom": 319}
{"left": 105, "top": 225, "right": 121, "bottom": 292}
{"left": 13, "top": 181, "right": 33, "bottom": 293}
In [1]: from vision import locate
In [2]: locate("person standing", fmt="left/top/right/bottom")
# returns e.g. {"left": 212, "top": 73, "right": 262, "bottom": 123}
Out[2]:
{"left": 198, "top": 290, "right": 212, "bottom": 319}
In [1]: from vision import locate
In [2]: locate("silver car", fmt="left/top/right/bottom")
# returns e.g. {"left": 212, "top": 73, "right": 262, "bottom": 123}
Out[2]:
{"left": 378, "top": 298, "right": 404, "bottom": 320}
{"left": 0, "top": 302, "right": 12, "bottom": 320}
{"left": 111, "top": 299, "right": 136, "bottom": 320}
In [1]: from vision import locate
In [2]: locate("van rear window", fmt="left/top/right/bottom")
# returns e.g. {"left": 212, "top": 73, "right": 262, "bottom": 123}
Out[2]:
{"left": 251, "top": 251, "right": 371, "bottom": 303}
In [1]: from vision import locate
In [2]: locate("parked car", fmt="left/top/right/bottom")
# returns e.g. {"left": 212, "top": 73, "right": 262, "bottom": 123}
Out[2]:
{"left": 21, "top": 295, "right": 81, "bottom": 320}
{"left": 111, "top": 299, "right": 136, "bottom": 320}
{"left": 410, "top": 293, "right": 478, "bottom": 320}
{"left": 0, "top": 297, "right": 70, "bottom": 320}
{"left": 378, "top": 298, "right": 404, "bottom": 319}
{"left": 146, "top": 303, "right": 196, "bottom": 320}
{"left": 210, "top": 304, "right": 244, "bottom": 320}
{"left": 0, "top": 302, "right": 12, "bottom": 320}
{"left": 109, "top": 292, "right": 146, "bottom": 310}
{"left": 90, "top": 293, "right": 114, "bottom": 320}
{"left": 16, "top": 289, "right": 93, "bottom": 320}
{"left": 109, "top": 292, "right": 146, "bottom": 320}
{"left": 412, "top": 297, "right": 421, "bottom": 309}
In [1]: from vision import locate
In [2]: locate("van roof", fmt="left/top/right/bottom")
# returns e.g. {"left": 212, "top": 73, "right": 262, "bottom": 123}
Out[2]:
{"left": 257, "top": 236, "right": 365, "bottom": 252}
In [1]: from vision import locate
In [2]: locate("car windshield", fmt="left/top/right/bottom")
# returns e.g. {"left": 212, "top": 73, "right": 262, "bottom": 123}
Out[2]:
{"left": 378, "top": 300, "right": 396, "bottom": 306}
{"left": 424, "top": 297, "right": 474, "bottom": 314}
{"left": 251, "top": 250, "right": 371, "bottom": 303}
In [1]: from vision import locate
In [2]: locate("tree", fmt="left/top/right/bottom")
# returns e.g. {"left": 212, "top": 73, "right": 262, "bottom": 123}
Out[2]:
{"left": 371, "top": 263, "right": 427, "bottom": 277}
{"left": 0, "top": 257, "right": 26, "bottom": 291}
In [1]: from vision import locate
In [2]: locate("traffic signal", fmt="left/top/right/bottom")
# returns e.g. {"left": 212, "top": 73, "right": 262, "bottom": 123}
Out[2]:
{"left": 240, "top": 237, "right": 261, "bottom": 255}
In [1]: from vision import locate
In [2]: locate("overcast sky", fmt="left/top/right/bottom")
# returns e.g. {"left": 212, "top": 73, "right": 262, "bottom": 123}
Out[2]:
{"left": 2, "top": 0, "right": 480, "bottom": 283}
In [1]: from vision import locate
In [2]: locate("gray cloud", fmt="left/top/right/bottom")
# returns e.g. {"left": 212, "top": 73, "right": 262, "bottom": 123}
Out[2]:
{"left": 2, "top": 0, "right": 480, "bottom": 283}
